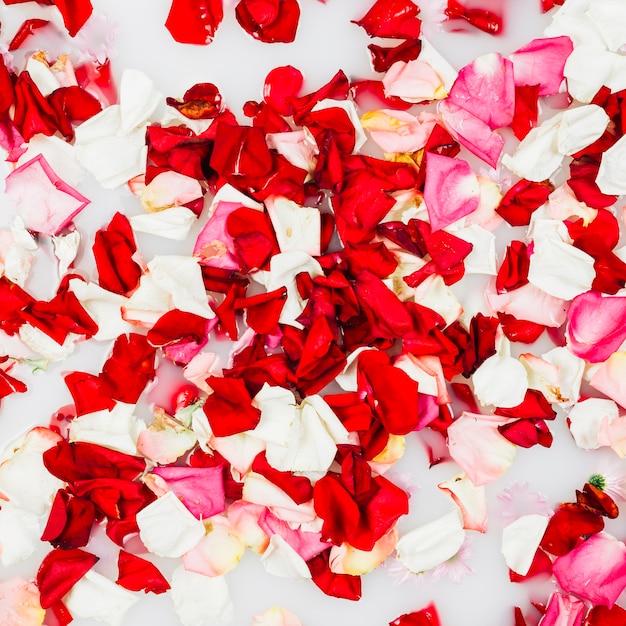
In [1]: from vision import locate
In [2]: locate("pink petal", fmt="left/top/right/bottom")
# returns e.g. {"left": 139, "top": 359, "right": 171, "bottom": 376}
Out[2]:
{"left": 382, "top": 59, "right": 447, "bottom": 103}
{"left": 438, "top": 474, "right": 487, "bottom": 532}
{"left": 590, "top": 352, "right": 626, "bottom": 410}
{"left": 553, "top": 533, "right": 626, "bottom": 608}
{"left": 509, "top": 36, "right": 574, "bottom": 97}
{"left": 447, "top": 52, "right": 515, "bottom": 129}
{"left": 439, "top": 101, "right": 504, "bottom": 168}
{"left": 423, "top": 153, "right": 480, "bottom": 231}
{"left": 4, "top": 154, "right": 90, "bottom": 236}
{"left": 567, "top": 291, "right": 626, "bottom": 362}
{"left": 0, "top": 578, "right": 44, "bottom": 626}
{"left": 447, "top": 412, "right": 517, "bottom": 486}
{"left": 539, "top": 592, "right": 585, "bottom": 626}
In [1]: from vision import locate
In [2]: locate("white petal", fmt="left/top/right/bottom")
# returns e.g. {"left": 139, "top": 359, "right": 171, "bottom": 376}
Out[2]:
{"left": 138, "top": 171, "right": 202, "bottom": 213}
{"left": 587, "top": 0, "right": 626, "bottom": 51}
{"left": 335, "top": 347, "right": 372, "bottom": 392}
{"left": 16, "top": 135, "right": 84, "bottom": 186}
{"left": 452, "top": 225, "right": 496, "bottom": 275}
{"left": 69, "top": 402, "right": 145, "bottom": 455}
{"left": 420, "top": 36, "right": 458, "bottom": 92}
{"left": 472, "top": 346, "right": 528, "bottom": 408}
{"left": 119, "top": 69, "right": 162, "bottom": 134}
{"left": 25, "top": 55, "right": 61, "bottom": 96}
{"left": 131, "top": 207, "right": 197, "bottom": 241}
{"left": 147, "top": 255, "right": 214, "bottom": 319}
{"left": 563, "top": 43, "right": 614, "bottom": 103}
{"left": 568, "top": 398, "right": 618, "bottom": 449}
{"left": 0, "top": 427, "right": 63, "bottom": 516}
{"left": 438, "top": 474, "right": 487, "bottom": 533}
{"left": 63, "top": 571, "right": 138, "bottom": 626}
{"left": 170, "top": 566, "right": 233, "bottom": 626}
{"left": 69, "top": 279, "right": 134, "bottom": 341}
{"left": 18, "top": 326, "right": 77, "bottom": 362}
{"left": 260, "top": 535, "right": 312, "bottom": 579}
{"left": 555, "top": 105, "right": 609, "bottom": 155}
{"left": 265, "top": 197, "right": 320, "bottom": 257}
{"left": 53, "top": 231, "right": 80, "bottom": 278}
{"left": 136, "top": 491, "right": 205, "bottom": 558}
{"left": 396, "top": 509, "right": 465, "bottom": 573}
{"left": 0, "top": 502, "right": 43, "bottom": 566}
{"left": 597, "top": 134, "right": 626, "bottom": 195}
{"left": 413, "top": 275, "right": 462, "bottom": 326}
{"left": 501, "top": 514, "right": 550, "bottom": 576}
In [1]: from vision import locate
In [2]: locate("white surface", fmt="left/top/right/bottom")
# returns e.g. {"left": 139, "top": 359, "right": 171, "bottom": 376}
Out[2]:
{"left": 0, "top": 1, "right": 621, "bottom": 625}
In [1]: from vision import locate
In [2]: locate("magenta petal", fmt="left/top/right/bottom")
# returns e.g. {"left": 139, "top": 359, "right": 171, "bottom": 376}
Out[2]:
{"left": 539, "top": 592, "right": 585, "bottom": 626}
{"left": 4, "top": 154, "right": 90, "bottom": 235}
{"left": 447, "top": 52, "right": 515, "bottom": 130}
{"left": 152, "top": 465, "right": 226, "bottom": 519}
{"left": 424, "top": 153, "right": 480, "bottom": 231}
{"left": 439, "top": 100, "right": 504, "bottom": 168}
{"left": 509, "top": 36, "right": 574, "bottom": 97}
{"left": 552, "top": 533, "right": 626, "bottom": 608}
{"left": 566, "top": 291, "right": 626, "bottom": 362}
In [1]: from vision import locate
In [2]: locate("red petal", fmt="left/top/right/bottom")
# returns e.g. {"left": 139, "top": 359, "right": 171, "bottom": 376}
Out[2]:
{"left": 41, "top": 489, "right": 97, "bottom": 549}
{"left": 147, "top": 309, "right": 209, "bottom": 350}
{"left": 48, "top": 85, "right": 102, "bottom": 125}
{"left": 13, "top": 71, "right": 60, "bottom": 141}
{"left": 93, "top": 212, "right": 142, "bottom": 296}
{"left": 234, "top": 287, "right": 287, "bottom": 335}
{"left": 496, "top": 241, "right": 530, "bottom": 293}
{"left": 511, "top": 85, "right": 540, "bottom": 140}
{"left": 495, "top": 389, "right": 556, "bottom": 421}
{"left": 166, "top": 83, "right": 223, "bottom": 119}
{"left": 252, "top": 452, "right": 313, "bottom": 504}
{"left": 263, "top": 65, "right": 303, "bottom": 115}
{"left": 116, "top": 550, "right": 170, "bottom": 594}
{"left": 100, "top": 334, "right": 157, "bottom": 404}
{"left": 52, "top": 0, "right": 93, "bottom": 36}
{"left": 584, "top": 605, "right": 626, "bottom": 626}
{"left": 0, "top": 56, "right": 15, "bottom": 115}
{"left": 36, "top": 548, "right": 98, "bottom": 608}
{"left": 0, "top": 365, "right": 27, "bottom": 400}
{"left": 368, "top": 39, "right": 422, "bottom": 73}
{"left": 509, "top": 547, "right": 553, "bottom": 582}
{"left": 226, "top": 207, "right": 279, "bottom": 273}
{"left": 43, "top": 440, "right": 146, "bottom": 483}
{"left": 497, "top": 179, "right": 554, "bottom": 227}
{"left": 8, "top": 18, "right": 50, "bottom": 51}
{"left": 203, "top": 376, "right": 261, "bottom": 436}
{"left": 353, "top": 0, "right": 421, "bottom": 39}
{"left": 498, "top": 313, "right": 546, "bottom": 344}
{"left": 64, "top": 371, "right": 116, "bottom": 416}
{"left": 165, "top": 0, "right": 224, "bottom": 44}
{"left": 446, "top": 0, "right": 502, "bottom": 34}
{"left": 235, "top": 0, "right": 301, "bottom": 44}
{"left": 307, "top": 549, "right": 361, "bottom": 600}
{"left": 390, "top": 604, "right": 441, "bottom": 626}
{"left": 576, "top": 483, "right": 619, "bottom": 519}
{"left": 540, "top": 503, "right": 604, "bottom": 556}
{"left": 498, "top": 418, "right": 553, "bottom": 448}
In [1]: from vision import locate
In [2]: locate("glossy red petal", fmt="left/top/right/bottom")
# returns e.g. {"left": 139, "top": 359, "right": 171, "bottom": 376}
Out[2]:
{"left": 203, "top": 376, "right": 261, "bottom": 436}
{"left": 41, "top": 489, "right": 97, "bottom": 549}
{"left": 498, "top": 418, "right": 553, "bottom": 448}
{"left": 498, "top": 314, "right": 546, "bottom": 344}
{"left": 584, "top": 605, "right": 626, "bottom": 626}
{"left": 511, "top": 84, "right": 539, "bottom": 140}
{"left": 92, "top": 212, "right": 142, "bottom": 296}
{"left": 353, "top": 0, "right": 421, "bottom": 39}
{"left": 13, "top": 71, "right": 61, "bottom": 141}
{"left": 52, "top": 0, "right": 93, "bottom": 36}
{"left": 235, "top": 0, "right": 301, "bottom": 44}
{"left": 509, "top": 547, "right": 553, "bottom": 582}
{"left": 263, "top": 66, "right": 303, "bottom": 115}
{"left": 0, "top": 56, "right": 15, "bottom": 115}
{"left": 166, "top": 83, "right": 223, "bottom": 119}
{"left": 116, "top": 550, "right": 170, "bottom": 594}
{"left": 446, "top": 0, "right": 502, "bottom": 34}
{"left": 234, "top": 287, "right": 287, "bottom": 335}
{"left": 576, "top": 483, "right": 619, "bottom": 519}
{"left": 165, "top": 0, "right": 224, "bottom": 44}
{"left": 48, "top": 86, "right": 102, "bottom": 124}
{"left": 368, "top": 39, "right": 422, "bottom": 73}
{"left": 36, "top": 547, "right": 98, "bottom": 608}
{"left": 495, "top": 389, "right": 556, "bottom": 421}
{"left": 64, "top": 371, "right": 116, "bottom": 416}
{"left": 497, "top": 179, "right": 554, "bottom": 227}
{"left": 540, "top": 503, "right": 604, "bottom": 556}
{"left": 496, "top": 241, "right": 530, "bottom": 293}
{"left": 252, "top": 452, "right": 313, "bottom": 504}
{"left": 226, "top": 207, "right": 280, "bottom": 273}
{"left": 390, "top": 604, "right": 441, "bottom": 626}
{"left": 0, "top": 365, "right": 27, "bottom": 400}
{"left": 147, "top": 309, "right": 209, "bottom": 350}
{"left": 307, "top": 549, "right": 361, "bottom": 600}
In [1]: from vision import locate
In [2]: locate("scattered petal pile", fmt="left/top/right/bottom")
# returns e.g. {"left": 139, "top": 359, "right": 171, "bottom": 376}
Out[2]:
{"left": 0, "top": 0, "right": 626, "bottom": 625}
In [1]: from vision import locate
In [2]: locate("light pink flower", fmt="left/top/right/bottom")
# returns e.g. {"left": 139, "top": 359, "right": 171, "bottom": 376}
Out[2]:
{"left": 429, "top": 535, "right": 474, "bottom": 583}
{"left": 497, "top": 481, "right": 551, "bottom": 525}
{"left": 553, "top": 533, "right": 626, "bottom": 608}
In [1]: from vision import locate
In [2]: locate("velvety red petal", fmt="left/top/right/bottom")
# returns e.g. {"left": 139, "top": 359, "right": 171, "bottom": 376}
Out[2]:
{"left": 203, "top": 376, "right": 261, "bottom": 436}
{"left": 13, "top": 71, "right": 61, "bottom": 141}
{"left": 511, "top": 84, "right": 539, "bottom": 140}
{"left": 496, "top": 241, "right": 530, "bottom": 293}
{"left": 584, "top": 605, "right": 626, "bottom": 626}
{"left": 307, "top": 549, "right": 361, "bottom": 601}
{"left": 353, "top": 0, "right": 421, "bottom": 39}
{"left": 540, "top": 504, "right": 604, "bottom": 556}
{"left": 446, "top": 0, "right": 502, "bottom": 34}
{"left": 48, "top": 86, "right": 102, "bottom": 125}
{"left": 235, "top": 0, "right": 301, "bottom": 44}
{"left": 36, "top": 547, "right": 99, "bottom": 608}
{"left": 576, "top": 483, "right": 619, "bottom": 519}
{"left": 368, "top": 39, "right": 422, "bottom": 73}
{"left": 41, "top": 489, "right": 98, "bottom": 549}
{"left": 52, "top": 0, "right": 93, "bottom": 36}
{"left": 497, "top": 179, "right": 554, "bottom": 226}
{"left": 252, "top": 452, "right": 313, "bottom": 504}
{"left": 165, "top": 0, "right": 224, "bottom": 44}
{"left": 495, "top": 389, "right": 555, "bottom": 421}
{"left": 116, "top": 550, "right": 170, "bottom": 594}
{"left": 8, "top": 18, "right": 50, "bottom": 51}
{"left": 64, "top": 371, "right": 116, "bottom": 416}
{"left": 147, "top": 309, "right": 209, "bottom": 350}
{"left": 498, "top": 418, "right": 553, "bottom": 448}
{"left": 390, "top": 604, "right": 441, "bottom": 626}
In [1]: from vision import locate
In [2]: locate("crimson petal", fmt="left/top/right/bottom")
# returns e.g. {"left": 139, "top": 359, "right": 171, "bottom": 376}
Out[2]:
{"left": 165, "top": 0, "right": 224, "bottom": 44}
{"left": 203, "top": 376, "right": 261, "bottom": 436}
{"left": 235, "top": 0, "right": 301, "bottom": 44}
{"left": 116, "top": 550, "right": 170, "bottom": 594}
{"left": 353, "top": 0, "right": 421, "bottom": 39}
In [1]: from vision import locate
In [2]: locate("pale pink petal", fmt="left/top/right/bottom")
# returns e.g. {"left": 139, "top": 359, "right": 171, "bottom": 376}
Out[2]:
{"left": 439, "top": 101, "right": 504, "bottom": 168}
{"left": 438, "top": 474, "right": 487, "bottom": 532}
{"left": 509, "top": 36, "right": 574, "bottom": 96}
{"left": 227, "top": 500, "right": 270, "bottom": 554}
{"left": 4, "top": 154, "right": 90, "bottom": 236}
{"left": 252, "top": 607, "right": 303, "bottom": 626}
{"left": 597, "top": 414, "right": 626, "bottom": 457}
{"left": 447, "top": 412, "right": 517, "bottom": 486}
{"left": 130, "top": 207, "right": 197, "bottom": 241}
{"left": 396, "top": 509, "right": 465, "bottom": 573}
{"left": 382, "top": 59, "right": 447, "bottom": 103}
{"left": 266, "top": 130, "right": 317, "bottom": 173}
{"left": 394, "top": 353, "right": 450, "bottom": 404}
{"left": 423, "top": 153, "right": 480, "bottom": 231}
{"left": 151, "top": 465, "right": 225, "bottom": 519}
{"left": 182, "top": 514, "right": 244, "bottom": 576}
{"left": 553, "top": 533, "right": 626, "bottom": 608}
{"left": 329, "top": 527, "right": 397, "bottom": 575}
{"left": 260, "top": 535, "right": 312, "bottom": 579}
{"left": 486, "top": 281, "right": 568, "bottom": 327}
{"left": 568, "top": 398, "right": 620, "bottom": 450}
{"left": 0, "top": 578, "right": 44, "bottom": 626}
{"left": 546, "top": 184, "right": 597, "bottom": 225}
{"left": 138, "top": 170, "right": 202, "bottom": 213}
{"left": 360, "top": 110, "right": 438, "bottom": 154}
{"left": 566, "top": 291, "right": 626, "bottom": 362}
{"left": 447, "top": 52, "right": 515, "bottom": 129}
{"left": 538, "top": 593, "right": 585, "bottom": 626}
{"left": 501, "top": 513, "right": 550, "bottom": 576}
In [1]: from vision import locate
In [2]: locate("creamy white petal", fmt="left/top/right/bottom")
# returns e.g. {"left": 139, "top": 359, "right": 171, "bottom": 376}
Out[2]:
{"left": 260, "top": 535, "right": 312, "bottom": 579}
{"left": 568, "top": 398, "right": 619, "bottom": 449}
{"left": 265, "top": 197, "right": 321, "bottom": 257}
{"left": 597, "top": 134, "right": 626, "bottom": 195}
{"left": 131, "top": 207, "right": 197, "bottom": 241}
{"left": 502, "top": 514, "right": 550, "bottom": 576}
{"left": 0, "top": 502, "right": 43, "bottom": 566}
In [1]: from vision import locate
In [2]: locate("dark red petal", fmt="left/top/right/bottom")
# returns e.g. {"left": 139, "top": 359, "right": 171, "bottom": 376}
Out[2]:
{"left": 498, "top": 418, "right": 553, "bottom": 448}
{"left": 13, "top": 71, "right": 60, "bottom": 141}
{"left": 307, "top": 549, "right": 362, "bottom": 600}
{"left": 165, "top": 0, "right": 224, "bottom": 44}
{"left": 8, "top": 18, "right": 50, "bottom": 51}
{"left": 48, "top": 86, "right": 102, "bottom": 124}
{"left": 203, "top": 376, "right": 261, "bottom": 436}
{"left": 0, "top": 56, "right": 15, "bottom": 115}
{"left": 41, "top": 489, "right": 97, "bottom": 549}
{"left": 498, "top": 313, "right": 546, "bottom": 344}
{"left": 446, "top": 0, "right": 502, "bottom": 34}
{"left": 390, "top": 604, "right": 441, "bottom": 626}
{"left": 226, "top": 207, "right": 280, "bottom": 273}
{"left": 166, "top": 83, "right": 223, "bottom": 119}
{"left": 100, "top": 334, "right": 157, "bottom": 404}
{"left": 353, "top": 0, "right": 421, "bottom": 39}
{"left": 569, "top": 157, "right": 618, "bottom": 210}
{"left": 147, "top": 309, "right": 209, "bottom": 349}
{"left": 496, "top": 241, "right": 530, "bottom": 293}
{"left": 235, "top": 0, "right": 301, "bottom": 44}
{"left": 116, "top": 550, "right": 170, "bottom": 594}
{"left": 43, "top": 440, "right": 146, "bottom": 483}
{"left": 36, "top": 548, "right": 98, "bottom": 608}
{"left": 576, "top": 483, "right": 619, "bottom": 519}
{"left": 368, "top": 39, "right": 422, "bottom": 73}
